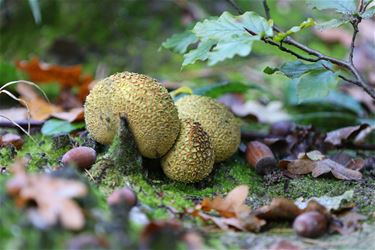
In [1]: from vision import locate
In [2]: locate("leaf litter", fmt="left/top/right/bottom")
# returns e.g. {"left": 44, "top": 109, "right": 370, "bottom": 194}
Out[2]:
{"left": 185, "top": 184, "right": 366, "bottom": 237}
{"left": 6, "top": 159, "right": 88, "bottom": 230}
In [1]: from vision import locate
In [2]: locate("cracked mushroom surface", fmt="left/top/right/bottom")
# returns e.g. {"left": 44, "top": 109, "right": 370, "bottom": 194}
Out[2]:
{"left": 161, "top": 119, "right": 215, "bottom": 183}
{"left": 176, "top": 95, "right": 240, "bottom": 162}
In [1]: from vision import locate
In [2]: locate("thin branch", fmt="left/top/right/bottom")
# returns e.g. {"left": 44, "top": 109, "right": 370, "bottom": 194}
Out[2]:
{"left": 262, "top": 0, "right": 271, "bottom": 19}
{"left": 259, "top": 1, "right": 375, "bottom": 99}
{"left": 225, "top": 0, "right": 243, "bottom": 14}
{"left": 227, "top": 0, "right": 375, "bottom": 98}
{"left": 348, "top": 20, "right": 360, "bottom": 66}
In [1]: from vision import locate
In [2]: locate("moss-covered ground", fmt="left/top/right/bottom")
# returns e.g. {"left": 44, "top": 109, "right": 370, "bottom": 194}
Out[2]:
{"left": 1, "top": 132, "right": 374, "bottom": 249}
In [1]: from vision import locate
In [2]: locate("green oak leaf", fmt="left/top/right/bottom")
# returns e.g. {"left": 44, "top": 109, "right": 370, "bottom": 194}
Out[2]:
{"left": 208, "top": 38, "right": 254, "bottom": 65}
{"left": 182, "top": 40, "right": 216, "bottom": 67}
{"left": 180, "top": 11, "right": 272, "bottom": 67}
{"left": 316, "top": 19, "right": 349, "bottom": 30}
{"left": 161, "top": 30, "right": 198, "bottom": 54}
{"left": 306, "top": 0, "right": 357, "bottom": 14}
{"left": 297, "top": 70, "right": 339, "bottom": 102}
{"left": 264, "top": 60, "right": 333, "bottom": 79}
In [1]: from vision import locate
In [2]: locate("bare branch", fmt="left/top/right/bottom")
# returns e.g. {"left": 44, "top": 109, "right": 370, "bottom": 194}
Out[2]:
{"left": 226, "top": 0, "right": 375, "bottom": 98}
{"left": 262, "top": 0, "right": 271, "bottom": 19}
{"left": 259, "top": 1, "right": 375, "bottom": 99}
{"left": 225, "top": 0, "right": 243, "bottom": 14}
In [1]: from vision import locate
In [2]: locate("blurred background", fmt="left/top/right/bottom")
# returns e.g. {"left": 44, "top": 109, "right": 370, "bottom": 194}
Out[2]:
{"left": 1, "top": 0, "right": 374, "bottom": 129}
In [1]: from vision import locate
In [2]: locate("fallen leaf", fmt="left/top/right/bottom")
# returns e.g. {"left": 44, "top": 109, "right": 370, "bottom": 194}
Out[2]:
{"left": 330, "top": 211, "right": 367, "bottom": 235}
{"left": 324, "top": 124, "right": 369, "bottom": 146}
{"left": 200, "top": 185, "right": 250, "bottom": 218}
{"left": 305, "top": 150, "right": 325, "bottom": 161}
{"left": 282, "top": 151, "right": 362, "bottom": 181}
{"left": 188, "top": 185, "right": 265, "bottom": 232}
{"left": 6, "top": 159, "right": 87, "bottom": 230}
{"left": 16, "top": 83, "right": 62, "bottom": 121}
{"left": 295, "top": 190, "right": 354, "bottom": 211}
{"left": 52, "top": 107, "right": 84, "bottom": 123}
{"left": 284, "top": 159, "right": 315, "bottom": 175}
{"left": 16, "top": 57, "right": 93, "bottom": 102}
{"left": 254, "top": 198, "right": 302, "bottom": 221}
{"left": 353, "top": 125, "right": 375, "bottom": 145}
{"left": 312, "top": 159, "right": 362, "bottom": 180}
{"left": 16, "top": 83, "right": 84, "bottom": 122}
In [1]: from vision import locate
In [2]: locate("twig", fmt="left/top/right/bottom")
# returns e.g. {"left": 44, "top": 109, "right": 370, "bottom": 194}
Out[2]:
{"left": 225, "top": 0, "right": 243, "bottom": 14}
{"left": 227, "top": 0, "right": 375, "bottom": 98}
{"left": 259, "top": 0, "right": 375, "bottom": 99}
{"left": 262, "top": 0, "right": 270, "bottom": 19}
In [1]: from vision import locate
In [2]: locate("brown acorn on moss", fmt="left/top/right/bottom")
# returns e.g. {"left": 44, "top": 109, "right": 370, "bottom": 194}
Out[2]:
{"left": 246, "top": 141, "right": 276, "bottom": 174}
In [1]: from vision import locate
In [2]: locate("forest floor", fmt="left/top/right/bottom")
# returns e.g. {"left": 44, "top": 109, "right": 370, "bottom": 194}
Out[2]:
{"left": 1, "top": 132, "right": 374, "bottom": 249}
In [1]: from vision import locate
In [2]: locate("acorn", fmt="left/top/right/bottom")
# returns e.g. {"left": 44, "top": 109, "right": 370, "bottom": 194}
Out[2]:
{"left": 293, "top": 211, "right": 328, "bottom": 238}
{"left": 61, "top": 146, "right": 97, "bottom": 170}
{"left": 246, "top": 141, "right": 276, "bottom": 174}
{"left": 107, "top": 187, "right": 137, "bottom": 207}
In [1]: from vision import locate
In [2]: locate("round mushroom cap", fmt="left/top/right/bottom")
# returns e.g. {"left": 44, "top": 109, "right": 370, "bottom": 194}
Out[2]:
{"left": 161, "top": 119, "right": 215, "bottom": 183}
{"left": 176, "top": 95, "right": 240, "bottom": 162}
{"left": 110, "top": 72, "right": 180, "bottom": 158}
{"left": 84, "top": 72, "right": 180, "bottom": 159}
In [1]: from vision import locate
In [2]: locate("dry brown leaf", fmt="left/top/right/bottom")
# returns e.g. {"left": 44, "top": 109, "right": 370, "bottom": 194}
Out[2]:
{"left": 254, "top": 198, "right": 302, "bottom": 221}
{"left": 200, "top": 185, "right": 250, "bottom": 218}
{"left": 16, "top": 83, "right": 62, "bottom": 121}
{"left": 285, "top": 159, "right": 315, "bottom": 175}
{"left": 189, "top": 185, "right": 266, "bottom": 232}
{"left": 312, "top": 159, "right": 362, "bottom": 180}
{"left": 52, "top": 107, "right": 84, "bottom": 122}
{"left": 188, "top": 208, "right": 265, "bottom": 232}
{"left": 325, "top": 124, "right": 369, "bottom": 146}
{"left": 6, "top": 159, "right": 87, "bottom": 230}
{"left": 16, "top": 83, "right": 84, "bottom": 122}
{"left": 330, "top": 211, "right": 367, "bottom": 235}
{"left": 282, "top": 151, "right": 362, "bottom": 181}
{"left": 16, "top": 57, "right": 93, "bottom": 101}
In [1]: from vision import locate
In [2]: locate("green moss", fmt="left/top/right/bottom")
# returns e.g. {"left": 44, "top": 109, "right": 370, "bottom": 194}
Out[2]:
{"left": 15, "top": 134, "right": 70, "bottom": 171}
{"left": 117, "top": 155, "right": 375, "bottom": 218}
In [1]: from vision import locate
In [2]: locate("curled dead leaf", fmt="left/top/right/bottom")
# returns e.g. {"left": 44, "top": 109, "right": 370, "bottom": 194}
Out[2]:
{"left": 325, "top": 124, "right": 369, "bottom": 146}
{"left": 254, "top": 198, "right": 302, "bottom": 221}
{"left": 6, "top": 160, "right": 88, "bottom": 230}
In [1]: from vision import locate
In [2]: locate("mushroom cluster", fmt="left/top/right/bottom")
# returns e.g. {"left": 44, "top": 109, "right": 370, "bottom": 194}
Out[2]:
{"left": 84, "top": 72, "right": 241, "bottom": 183}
